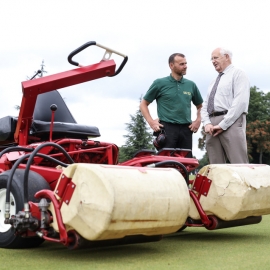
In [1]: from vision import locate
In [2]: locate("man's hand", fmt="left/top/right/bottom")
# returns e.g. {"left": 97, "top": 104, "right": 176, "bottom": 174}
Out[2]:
{"left": 204, "top": 124, "right": 214, "bottom": 135}
{"left": 189, "top": 104, "right": 202, "bottom": 133}
{"left": 140, "top": 99, "right": 163, "bottom": 132}
{"left": 149, "top": 118, "right": 163, "bottom": 132}
{"left": 212, "top": 125, "right": 224, "bottom": 136}
{"left": 189, "top": 120, "right": 201, "bottom": 133}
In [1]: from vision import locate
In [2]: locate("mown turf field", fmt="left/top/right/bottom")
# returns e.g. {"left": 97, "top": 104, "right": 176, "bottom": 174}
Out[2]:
{"left": 1, "top": 215, "right": 270, "bottom": 270}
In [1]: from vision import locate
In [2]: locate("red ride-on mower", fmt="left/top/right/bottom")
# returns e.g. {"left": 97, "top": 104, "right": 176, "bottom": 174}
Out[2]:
{"left": 0, "top": 41, "right": 270, "bottom": 250}
{"left": 0, "top": 41, "right": 198, "bottom": 249}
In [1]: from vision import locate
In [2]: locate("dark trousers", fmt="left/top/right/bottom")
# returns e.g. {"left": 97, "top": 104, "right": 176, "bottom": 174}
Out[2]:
{"left": 160, "top": 121, "right": 193, "bottom": 158}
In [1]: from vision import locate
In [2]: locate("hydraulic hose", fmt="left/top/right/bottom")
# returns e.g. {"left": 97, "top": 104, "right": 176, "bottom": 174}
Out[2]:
{"left": 4, "top": 152, "right": 68, "bottom": 219}
{"left": 23, "top": 142, "right": 74, "bottom": 216}
{"left": 153, "top": 160, "right": 189, "bottom": 185}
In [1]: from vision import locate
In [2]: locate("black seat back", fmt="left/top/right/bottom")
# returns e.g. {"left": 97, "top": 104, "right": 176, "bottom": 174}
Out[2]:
{"left": 33, "top": 90, "right": 77, "bottom": 123}
{"left": 0, "top": 90, "right": 100, "bottom": 144}
{"left": 31, "top": 90, "right": 100, "bottom": 140}
{"left": 0, "top": 116, "right": 17, "bottom": 142}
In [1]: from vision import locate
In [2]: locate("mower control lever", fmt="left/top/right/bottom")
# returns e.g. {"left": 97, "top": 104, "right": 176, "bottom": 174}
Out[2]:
{"left": 67, "top": 41, "right": 128, "bottom": 77}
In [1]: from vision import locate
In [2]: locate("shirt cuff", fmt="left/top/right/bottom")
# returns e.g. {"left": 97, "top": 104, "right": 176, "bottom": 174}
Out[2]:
{"left": 218, "top": 120, "right": 229, "bottom": 130}
{"left": 203, "top": 120, "right": 212, "bottom": 127}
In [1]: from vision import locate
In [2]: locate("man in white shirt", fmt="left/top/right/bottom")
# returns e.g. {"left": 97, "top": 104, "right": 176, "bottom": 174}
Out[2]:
{"left": 201, "top": 47, "right": 250, "bottom": 164}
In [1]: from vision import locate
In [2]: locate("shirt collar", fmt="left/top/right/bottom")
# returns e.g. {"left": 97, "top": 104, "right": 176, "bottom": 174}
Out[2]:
{"left": 169, "top": 74, "right": 185, "bottom": 83}
{"left": 222, "top": 64, "right": 233, "bottom": 75}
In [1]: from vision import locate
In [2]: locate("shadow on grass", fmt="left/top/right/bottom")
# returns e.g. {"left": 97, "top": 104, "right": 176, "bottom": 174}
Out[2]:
{"left": 27, "top": 241, "right": 164, "bottom": 264}
{"left": 28, "top": 226, "right": 266, "bottom": 261}
{"left": 166, "top": 229, "right": 267, "bottom": 242}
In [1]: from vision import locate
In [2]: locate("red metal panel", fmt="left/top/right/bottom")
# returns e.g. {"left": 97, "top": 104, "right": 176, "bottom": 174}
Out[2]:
{"left": 22, "top": 60, "right": 116, "bottom": 98}
{"left": 192, "top": 174, "right": 212, "bottom": 197}
{"left": 61, "top": 181, "right": 76, "bottom": 205}
{"left": 55, "top": 174, "right": 72, "bottom": 198}
{"left": 6, "top": 151, "right": 26, "bottom": 161}
{"left": 54, "top": 174, "right": 76, "bottom": 206}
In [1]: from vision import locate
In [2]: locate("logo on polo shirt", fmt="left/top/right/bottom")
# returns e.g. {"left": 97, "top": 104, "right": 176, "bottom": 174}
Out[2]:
{"left": 183, "top": 91, "right": 191, "bottom": 95}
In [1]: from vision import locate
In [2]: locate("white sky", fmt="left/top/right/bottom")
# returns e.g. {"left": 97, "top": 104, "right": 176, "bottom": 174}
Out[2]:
{"left": 0, "top": 0, "right": 269, "bottom": 159}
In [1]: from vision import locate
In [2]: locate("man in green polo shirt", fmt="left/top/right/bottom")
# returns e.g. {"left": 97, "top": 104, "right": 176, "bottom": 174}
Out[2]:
{"left": 140, "top": 53, "right": 203, "bottom": 156}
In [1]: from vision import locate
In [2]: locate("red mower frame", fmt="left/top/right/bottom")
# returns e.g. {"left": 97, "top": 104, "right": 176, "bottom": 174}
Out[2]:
{"left": 0, "top": 41, "right": 261, "bottom": 249}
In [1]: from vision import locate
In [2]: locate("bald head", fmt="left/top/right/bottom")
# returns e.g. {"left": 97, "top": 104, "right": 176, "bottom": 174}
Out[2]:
{"left": 211, "top": 47, "right": 232, "bottom": 73}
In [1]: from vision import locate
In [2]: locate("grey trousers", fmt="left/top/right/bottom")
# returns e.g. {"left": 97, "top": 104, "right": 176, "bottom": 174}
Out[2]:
{"left": 206, "top": 114, "right": 249, "bottom": 164}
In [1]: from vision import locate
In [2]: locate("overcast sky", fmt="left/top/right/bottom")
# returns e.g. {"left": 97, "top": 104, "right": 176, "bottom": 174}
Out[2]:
{"left": 0, "top": 0, "right": 269, "bottom": 159}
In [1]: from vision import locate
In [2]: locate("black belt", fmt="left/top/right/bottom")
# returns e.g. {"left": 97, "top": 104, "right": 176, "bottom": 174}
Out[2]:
{"left": 209, "top": 110, "right": 228, "bottom": 117}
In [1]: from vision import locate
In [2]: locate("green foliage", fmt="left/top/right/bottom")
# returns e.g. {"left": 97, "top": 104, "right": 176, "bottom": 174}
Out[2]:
{"left": 198, "top": 127, "right": 206, "bottom": 151}
{"left": 197, "top": 127, "right": 209, "bottom": 169}
{"left": 247, "top": 120, "right": 270, "bottom": 164}
{"left": 247, "top": 86, "right": 270, "bottom": 122}
{"left": 118, "top": 98, "right": 154, "bottom": 162}
{"left": 246, "top": 86, "right": 270, "bottom": 164}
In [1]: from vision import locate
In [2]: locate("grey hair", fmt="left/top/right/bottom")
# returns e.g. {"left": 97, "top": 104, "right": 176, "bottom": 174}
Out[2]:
{"left": 219, "top": 47, "right": 233, "bottom": 59}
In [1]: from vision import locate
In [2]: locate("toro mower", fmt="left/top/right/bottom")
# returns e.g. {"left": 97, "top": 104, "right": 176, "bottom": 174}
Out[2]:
{"left": 0, "top": 41, "right": 270, "bottom": 250}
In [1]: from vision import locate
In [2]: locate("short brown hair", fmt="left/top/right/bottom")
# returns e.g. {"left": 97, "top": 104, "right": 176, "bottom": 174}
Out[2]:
{"left": 168, "top": 53, "right": 185, "bottom": 64}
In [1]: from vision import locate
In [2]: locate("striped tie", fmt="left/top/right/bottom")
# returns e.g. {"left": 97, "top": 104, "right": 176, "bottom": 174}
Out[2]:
{"left": 207, "top": 72, "right": 224, "bottom": 114}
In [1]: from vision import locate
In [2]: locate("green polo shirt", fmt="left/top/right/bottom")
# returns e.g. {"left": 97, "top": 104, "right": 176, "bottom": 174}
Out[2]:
{"left": 144, "top": 75, "right": 203, "bottom": 124}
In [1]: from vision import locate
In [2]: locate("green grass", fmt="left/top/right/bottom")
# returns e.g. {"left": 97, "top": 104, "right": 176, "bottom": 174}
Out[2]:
{"left": 1, "top": 215, "right": 270, "bottom": 270}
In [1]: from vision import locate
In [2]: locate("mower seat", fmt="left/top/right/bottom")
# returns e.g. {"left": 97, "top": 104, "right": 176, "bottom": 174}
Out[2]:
{"left": 30, "top": 90, "right": 100, "bottom": 140}
{"left": 0, "top": 91, "right": 100, "bottom": 143}
{"left": 0, "top": 116, "right": 18, "bottom": 142}
{"left": 30, "top": 120, "right": 100, "bottom": 140}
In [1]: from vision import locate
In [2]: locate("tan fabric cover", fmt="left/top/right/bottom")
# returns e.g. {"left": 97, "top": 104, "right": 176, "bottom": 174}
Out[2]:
{"left": 49, "top": 164, "right": 190, "bottom": 241}
{"left": 189, "top": 164, "right": 270, "bottom": 220}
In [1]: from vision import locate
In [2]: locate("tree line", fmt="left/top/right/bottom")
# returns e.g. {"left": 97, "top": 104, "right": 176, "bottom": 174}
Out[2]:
{"left": 119, "top": 87, "right": 270, "bottom": 167}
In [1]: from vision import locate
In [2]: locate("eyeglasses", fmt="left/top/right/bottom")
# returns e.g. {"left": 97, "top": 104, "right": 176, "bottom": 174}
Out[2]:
{"left": 210, "top": 56, "right": 220, "bottom": 61}
{"left": 210, "top": 54, "right": 227, "bottom": 61}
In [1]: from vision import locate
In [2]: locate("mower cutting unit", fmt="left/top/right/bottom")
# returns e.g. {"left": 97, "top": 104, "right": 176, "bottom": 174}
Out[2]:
{"left": 1, "top": 41, "right": 270, "bottom": 250}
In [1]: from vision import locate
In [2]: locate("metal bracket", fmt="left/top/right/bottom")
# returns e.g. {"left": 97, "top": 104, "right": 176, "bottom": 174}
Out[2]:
{"left": 55, "top": 174, "right": 76, "bottom": 205}
{"left": 192, "top": 174, "right": 212, "bottom": 198}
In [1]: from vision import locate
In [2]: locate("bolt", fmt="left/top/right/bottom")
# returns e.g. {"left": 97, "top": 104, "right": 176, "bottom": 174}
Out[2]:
{"left": 66, "top": 200, "right": 69, "bottom": 204}
{"left": 72, "top": 185, "right": 74, "bottom": 188}
{"left": 62, "top": 175, "right": 65, "bottom": 178}
{"left": 56, "top": 190, "right": 58, "bottom": 194}
{"left": 204, "top": 192, "right": 206, "bottom": 195}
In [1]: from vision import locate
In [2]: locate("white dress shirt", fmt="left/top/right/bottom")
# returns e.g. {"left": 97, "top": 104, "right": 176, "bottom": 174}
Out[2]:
{"left": 201, "top": 64, "right": 250, "bottom": 130}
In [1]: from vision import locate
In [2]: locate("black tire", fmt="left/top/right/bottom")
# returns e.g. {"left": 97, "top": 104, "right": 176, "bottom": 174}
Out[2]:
{"left": 0, "top": 169, "right": 51, "bottom": 249}
{"left": 177, "top": 225, "right": 187, "bottom": 232}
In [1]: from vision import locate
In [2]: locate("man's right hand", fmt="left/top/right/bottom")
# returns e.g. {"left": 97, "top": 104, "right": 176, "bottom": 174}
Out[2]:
{"left": 140, "top": 99, "right": 163, "bottom": 132}
{"left": 204, "top": 124, "right": 214, "bottom": 135}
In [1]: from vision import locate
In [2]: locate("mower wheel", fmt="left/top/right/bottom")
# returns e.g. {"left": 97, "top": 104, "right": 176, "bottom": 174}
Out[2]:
{"left": 0, "top": 169, "right": 50, "bottom": 249}
{"left": 177, "top": 225, "right": 187, "bottom": 232}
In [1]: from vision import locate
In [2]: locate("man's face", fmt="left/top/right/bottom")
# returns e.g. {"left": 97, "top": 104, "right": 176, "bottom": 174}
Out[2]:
{"left": 170, "top": 56, "right": 187, "bottom": 76}
{"left": 211, "top": 48, "right": 230, "bottom": 73}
